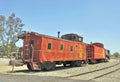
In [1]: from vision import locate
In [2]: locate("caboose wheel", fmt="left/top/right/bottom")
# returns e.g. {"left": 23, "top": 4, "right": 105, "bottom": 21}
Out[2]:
{"left": 41, "top": 62, "right": 56, "bottom": 70}
{"left": 70, "top": 61, "right": 82, "bottom": 67}
{"left": 70, "top": 61, "right": 75, "bottom": 67}
{"left": 75, "top": 61, "right": 82, "bottom": 66}
{"left": 27, "top": 63, "right": 32, "bottom": 71}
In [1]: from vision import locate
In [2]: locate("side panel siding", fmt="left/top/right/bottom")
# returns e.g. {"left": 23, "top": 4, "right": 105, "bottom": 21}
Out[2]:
{"left": 39, "top": 36, "right": 86, "bottom": 63}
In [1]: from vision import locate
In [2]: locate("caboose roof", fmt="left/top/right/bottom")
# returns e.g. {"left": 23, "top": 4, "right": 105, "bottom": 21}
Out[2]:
{"left": 61, "top": 33, "right": 83, "bottom": 38}
{"left": 18, "top": 31, "right": 84, "bottom": 43}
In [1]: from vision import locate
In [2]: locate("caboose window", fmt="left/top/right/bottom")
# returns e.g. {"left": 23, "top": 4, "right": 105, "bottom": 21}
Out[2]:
{"left": 48, "top": 43, "right": 52, "bottom": 50}
{"left": 60, "top": 44, "right": 63, "bottom": 51}
{"left": 29, "top": 40, "right": 34, "bottom": 46}
{"left": 70, "top": 46, "right": 73, "bottom": 51}
{"left": 78, "top": 37, "right": 83, "bottom": 42}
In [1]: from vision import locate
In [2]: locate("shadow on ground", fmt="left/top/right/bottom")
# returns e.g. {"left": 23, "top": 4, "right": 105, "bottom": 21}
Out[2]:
{"left": 7, "top": 65, "right": 86, "bottom": 73}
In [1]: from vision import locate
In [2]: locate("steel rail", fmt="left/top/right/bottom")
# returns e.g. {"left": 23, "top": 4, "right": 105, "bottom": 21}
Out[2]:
{"left": 66, "top": 62, "right": 120, "bottom": 78}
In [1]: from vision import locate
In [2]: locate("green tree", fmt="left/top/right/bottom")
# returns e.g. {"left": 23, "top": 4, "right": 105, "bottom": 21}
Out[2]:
{"left": 0, "top": 13, "right": 24, "bottom": 56}
{"left": 113, "top": 52, "right": 120, "bottom": 58}
{"left": 0, "top": 15, "right": 6, "bottom": 56}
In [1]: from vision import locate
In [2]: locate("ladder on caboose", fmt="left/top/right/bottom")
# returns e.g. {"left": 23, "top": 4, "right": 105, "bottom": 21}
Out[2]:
{"left": 25, "top": 32, "right": 40, "bottom": 70}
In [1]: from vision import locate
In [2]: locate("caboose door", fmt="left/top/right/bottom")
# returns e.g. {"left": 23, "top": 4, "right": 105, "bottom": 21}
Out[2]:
{"left": 29, "top": 39, "right": 34, "bottom": 60}
{"left": 29, "top": 37, "right": 41, "bottom": 63}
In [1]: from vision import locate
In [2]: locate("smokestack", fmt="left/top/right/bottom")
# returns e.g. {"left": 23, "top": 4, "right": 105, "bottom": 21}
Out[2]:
{"left": 58, "top": 31, "right": 60, "bottom": 38}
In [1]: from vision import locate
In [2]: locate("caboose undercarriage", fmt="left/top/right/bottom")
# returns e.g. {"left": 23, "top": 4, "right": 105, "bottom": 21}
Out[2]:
{"left": 26, "top": 60, "right": 84, "bottom": 71}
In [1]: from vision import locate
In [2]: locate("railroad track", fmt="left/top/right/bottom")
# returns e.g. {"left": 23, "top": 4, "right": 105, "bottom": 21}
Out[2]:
{"left": 88, "top": 67, "right": 120, "bottom": 81}
{"left": 66, "top": 62, "right": 120, "bottom": 81}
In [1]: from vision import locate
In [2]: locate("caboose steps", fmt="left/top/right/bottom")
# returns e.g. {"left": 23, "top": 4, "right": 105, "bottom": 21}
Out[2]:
{"left": 27, "top": 62, "right": 40, "bottom": 71}
{"left": 32, "top": 62, "right": 40, "bottom": 70}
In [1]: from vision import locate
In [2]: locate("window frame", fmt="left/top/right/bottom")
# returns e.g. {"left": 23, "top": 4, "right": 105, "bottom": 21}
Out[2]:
{"left": 47, "top": 42, "right": 52, "bottom": 50}
{"left": 70, "top": 46, "right": 73, "bottom": 51}
{"left": 60, "top": 44, "right": 64, "bottom": 51}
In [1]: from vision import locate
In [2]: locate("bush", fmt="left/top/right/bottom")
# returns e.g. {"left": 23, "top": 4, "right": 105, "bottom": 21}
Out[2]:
{"left": 113, "top": 52, "right": 120, "bottom": 58}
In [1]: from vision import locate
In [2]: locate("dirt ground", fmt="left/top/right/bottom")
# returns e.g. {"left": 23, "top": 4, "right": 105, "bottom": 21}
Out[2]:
{"left": 0, "top": 73, "right": 96, "bottom": 82}
{"left": 0, "top": 58, "right": 120, "bottom": 82}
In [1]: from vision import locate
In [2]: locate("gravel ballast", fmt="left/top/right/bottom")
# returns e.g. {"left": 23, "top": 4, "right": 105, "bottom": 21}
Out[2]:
{"left": 0, "top": 59, "right": 120, "bottom": 82}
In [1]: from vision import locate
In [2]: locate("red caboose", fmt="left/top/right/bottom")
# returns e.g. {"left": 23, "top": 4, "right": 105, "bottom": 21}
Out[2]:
{"left": 86, "top": 42, "right": 109, "bottom": 64}
{"left": 18, "top": 32, "right": 86, "bottom": 70}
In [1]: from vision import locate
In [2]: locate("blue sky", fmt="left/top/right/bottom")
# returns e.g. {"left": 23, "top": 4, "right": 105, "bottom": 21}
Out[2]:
{"left": 0, "top": 0, "right": 120, "bottom": 54}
